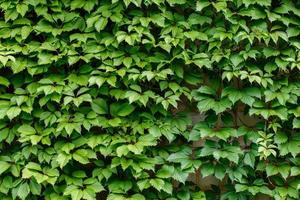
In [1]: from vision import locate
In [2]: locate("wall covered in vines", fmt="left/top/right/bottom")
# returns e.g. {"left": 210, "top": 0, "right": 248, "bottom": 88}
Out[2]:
{"left": 0, "top": 0, "right": 300, "bottom": 199}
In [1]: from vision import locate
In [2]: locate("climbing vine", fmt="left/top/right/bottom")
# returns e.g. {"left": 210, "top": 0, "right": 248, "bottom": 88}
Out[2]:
{"left": 0, "top": 0, "right": 300, "bottom": 200}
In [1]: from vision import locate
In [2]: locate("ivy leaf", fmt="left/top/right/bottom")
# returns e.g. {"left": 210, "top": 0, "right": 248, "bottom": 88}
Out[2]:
{"left": 108, "top": 180, "right": 132, "bottom": 193}
{"left": 230, "top": 54, "right": 244, "bottom": 67}
{"left": 243, "top": 152, "right": 256, "bottom": 168}
{"left": 16, "top": 4, "right": 28, "bottom": 17}
{"left": 21, "top": 26, "right": 32, "bottom": 40}
{"left": 156, "top": 165, "right": 174, "bottom": 178}
{"left": 192, "top": 191, "right": 206, "bottom": 200}
{"left": 16, "top": 183, "right": 30, "bottom": 200}
{"left": 6, "top": 107, "right": 21, "bottom": 120}
{"left": 130, "top": 194, "right": 146, "bottom": 200}
{"left": 123, "top": 57, "right": 132, "bottom": 68}
{"left": 91, "top": 99, "right": 108, "bottom": 114}
{"left": 290, "top": 167, "right": 300, "bottom": 176}
{"left": 137, "top": 179, "right": 150, "bottom": 191}
{"left": 149, "top": 178, "right": 165, "bottom": 191}
{"left": 0, "top": 161, "right": 11, "bottom": 175}
{"left": 73, "top": 149, "right": 96, "bottom": 164}
{"left": 70, "top": 0, "right": 85, "bottom": 10}
{"left": 293, "top": 118, "right": 300, "bottom": 128}
{"left": 213, "top": 98, "right": 232, "bottom": 114}
{"left": 288, "top": 141, "right": 300, "bottom": 158}
{"left": 57, "top": 153, "right": 72, "bottom": 168}
{"left": 127, "top": 144, "right": 143, "bottom": 154}
{"left": 29, "top": 180, "right": 41, "bottom": 195}
{"left": 222, "top": 87, "right": 260, "bottom": 106}
{"left": 0, "top": 76, "right": 10, "bottom": 87}
{"left": 184, "top": 31, "right": 208, "bottom": 41}
{"left": 201, "top": 163, "right": 214, "bottom": 177}
{"left": 116, "top": 145, "right": 129, "bottom": 157}
{"left": 110, "top": 102, "right": 135, "bottom": 117}
{"left": 274, "top": 132, "right": 288, "bottom": 144}
{"left": 214, "top": 164, "right": 226, "bottom": 180}
{"left": 17, "top": 124, "right": 36, "bottom": 135}
{"left": 149, "top": 126, "right": 162, "bottom": 137}
{"left": 95, "top": 17, "right": 108, "bottom": 32}
{"left": 196, "top": 1, "right": 210, "bottom": 12}
{"left": 278, "top": 165, "right": 290, "bottom": 179}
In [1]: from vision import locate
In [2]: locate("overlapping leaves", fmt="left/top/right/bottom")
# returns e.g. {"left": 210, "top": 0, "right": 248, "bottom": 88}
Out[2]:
{"left": 0, "top": 0, "right": 300, "bottom": 200}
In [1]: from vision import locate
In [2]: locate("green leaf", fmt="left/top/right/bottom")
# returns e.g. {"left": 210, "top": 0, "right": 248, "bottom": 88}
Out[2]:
{"left": 91, "top": 99, "right": 108, "bottom": 114}
{"left": 0, "top": 76, "right": 10, "bottom": 87}
{"left": 108, "top": 180, "right": 132, "bottom": 193}
{"left": 123, "top": 57, "right": 133, "bottom": 68}
{"left": 173, "top": 168, "right": 190, "bottom": 183}
{"left": 127, "top": 144, "right": 143, "bottom": 154}
{"left": 70, "top": 0, "right": 85, "bottom": 10}
{"left": 17, "top": 124, "right": 36, "bottom": 135}
{"left": 293, "top": 118, "right": 300, "bottom": 128}
{"left": 191, "top": 191, "right": 206, "bottom": 200}
{"left": 244, "top": 152, "right": 255, "bottom": 168}
{"left": 107, "top": 76, "right": 116, "bottom": 87}
{"left": 6, "top": 107, "right": 21, "bottom": 120}
{"left": 29, "top": 180, "right": 41, "bottom": 195}
{"left": 130, "top": 194, "right": 146, "bottom": 200}
{"left": 196, "top": 0, "right": 210, "bottom": 12}
{"left": 95, "top": 17, "right": 108, "bottom": 32}
{"left": 70, "top": 189, "right": 83, "bottom": 200}
{"left": 201, "top": 163, "right": 214, "bottom": 177}
{"left": 17, "top": 183, "right": 30, "bottom": 200}
{"left": 156, "top": 165, "right": 174, "bottom": 178}
{"left": 0, "top": 161, "right": 11, "bottom": 175}
{"left": 184, "top": 31, "right": 208, "bottom": 41}
{"left": 0, "top": 56, "right": 9, "bottom": 66}
{"left": 214, "top": 164, "right": 225, "bottom": 180}
{"left": 278, "top": 165, "right": 290, "bottom": 179}
{"left": 57, "top": 153, "right": 72, "bottom": 168}
{"left": 266, "top": 165, "right": 278, "bottom": 177}
{"left": 38, "top": 52, "right": 52, "bottom": 65}
{"left": 290, "top": 166, "right": 300, "bottom": 176}
{"left": 149, "top": 126, "right": 162, "bottom": 137}
{"left": 177, "top": 190, "right": 190, "bottom": 200}
{"left": 110, "top": 102, "right": 135, "bottom": 117}
{"left": 274, "top": 132, "right": 288, "bottom": 144}
{"left": 108, "top": 118, "right": 122, "bottom": 127}
{"left": 149, "top": 178, "right": 165, "bottom": 191}
{"left": 116, "top": 145, "right": 129, "bottom": 157}
{"left": 21, "top": 26, "right": 32, "bottom": 40}
{"left": 16, "top": 4, "right": 28, "bottom": 17}
{"left": 230, "top": 54, "right": 244, "bottom": 67}
{"left": 73, "top": 149, "right": 96, "bottom": 164}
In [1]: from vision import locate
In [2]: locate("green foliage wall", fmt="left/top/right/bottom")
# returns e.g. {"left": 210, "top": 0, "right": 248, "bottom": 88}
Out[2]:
{"left": 0, "top": 0, "right": 300, "bottom": 199}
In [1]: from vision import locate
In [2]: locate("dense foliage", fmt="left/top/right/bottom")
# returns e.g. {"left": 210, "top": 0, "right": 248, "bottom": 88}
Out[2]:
{"left": 0, "top": 0, "right": 300, "bottom": 199}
